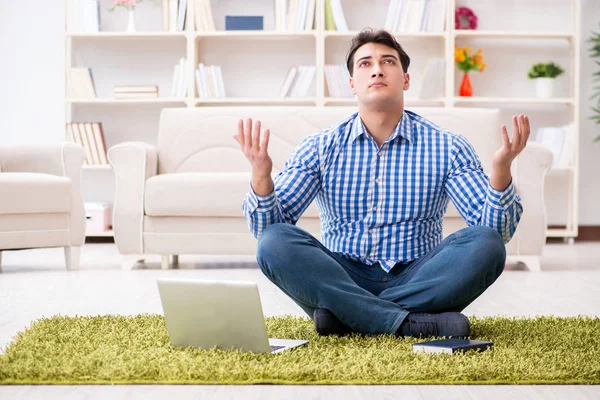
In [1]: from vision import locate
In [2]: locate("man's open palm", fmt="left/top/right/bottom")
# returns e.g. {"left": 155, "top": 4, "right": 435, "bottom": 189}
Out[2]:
{"left": 233, "top": 118, "right": 273, "bottom": 178}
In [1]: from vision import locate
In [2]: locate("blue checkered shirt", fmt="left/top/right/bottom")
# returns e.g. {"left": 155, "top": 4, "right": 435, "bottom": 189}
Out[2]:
{"left": 242, "top": 110, "right": 522, "bottom": 272}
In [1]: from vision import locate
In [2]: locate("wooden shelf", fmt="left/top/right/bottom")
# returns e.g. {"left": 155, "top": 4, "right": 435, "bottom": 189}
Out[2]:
{"left": 454, "top": 30, "right": 574, "bottom": 40}
{"left": 67, "top": 32, "right": 186, "bottom": 38}
{"left": 195, "top": 97, "right": 317, "bottom": 105}
{"left": 196, "top": 31, "right": 317, "bottom": 38}
{"left": 546, "top": 228, "right": 577, "bottom": 238}
{"left": 324, "top": 31, "right": 445, "bottom": 38}
{"left": 67, "top": 98, "right": 186, "bottom": 104}
{"left": 453, "top": 97, "right": 574, "bottom": 105}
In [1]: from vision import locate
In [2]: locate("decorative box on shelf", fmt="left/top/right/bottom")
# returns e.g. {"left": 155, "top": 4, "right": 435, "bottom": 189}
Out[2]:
{"left": 85, "top": 202, "right": 111, "bottom": 234}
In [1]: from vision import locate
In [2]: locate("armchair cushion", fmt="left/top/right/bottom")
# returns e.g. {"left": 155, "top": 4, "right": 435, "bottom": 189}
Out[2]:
{"left": 0, "top": 173, "right": 71, "bottom": 215}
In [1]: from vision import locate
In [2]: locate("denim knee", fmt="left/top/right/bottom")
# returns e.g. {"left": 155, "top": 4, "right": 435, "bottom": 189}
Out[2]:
{"left": 470, "top": 225, "right": 506, "bottom": 277}
{"left": 256, "top": 223, "right": 301, "bottom": 276}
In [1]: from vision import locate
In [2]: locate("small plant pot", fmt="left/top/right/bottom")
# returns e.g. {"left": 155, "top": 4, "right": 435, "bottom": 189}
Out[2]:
{"left": 535, "top": 78, "right": 554, "bottom": 98}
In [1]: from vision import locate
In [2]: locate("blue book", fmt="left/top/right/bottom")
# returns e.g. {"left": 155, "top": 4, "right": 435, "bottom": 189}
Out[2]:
{"left": 412, "top": 338, "right": 493, "bottom": 354}
{"left": 225, "top": 16, "right": 264, "bottom": 31}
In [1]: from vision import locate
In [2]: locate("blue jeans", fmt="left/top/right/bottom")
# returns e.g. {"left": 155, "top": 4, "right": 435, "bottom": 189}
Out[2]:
{"left": 256, "top": 223, "right": 506, "bottom": 335}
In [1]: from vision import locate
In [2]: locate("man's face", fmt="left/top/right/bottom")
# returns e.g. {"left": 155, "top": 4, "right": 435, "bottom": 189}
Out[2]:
{"left": 349, "top": 42, "right": 410, "bottom": 108}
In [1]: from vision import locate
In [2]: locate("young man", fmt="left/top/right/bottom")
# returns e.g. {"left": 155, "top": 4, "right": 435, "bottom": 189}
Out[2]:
{"left": 234, "top": 28, "right": 529, "bottom": 338}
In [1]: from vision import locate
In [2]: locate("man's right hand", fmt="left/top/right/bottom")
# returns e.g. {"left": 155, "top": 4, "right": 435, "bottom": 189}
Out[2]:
{"left": 233, "top": 118, "right": 274, "bottom": 196}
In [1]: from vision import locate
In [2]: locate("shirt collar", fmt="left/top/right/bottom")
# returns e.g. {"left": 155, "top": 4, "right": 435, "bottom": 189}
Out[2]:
{"left": 350, "top": 110, "right": 414, "bottom": 144}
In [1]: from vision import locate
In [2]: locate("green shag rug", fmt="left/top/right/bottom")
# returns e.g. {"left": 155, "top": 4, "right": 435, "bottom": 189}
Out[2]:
{"left": 1, "top": 314, "right": 599, "bottom": 385}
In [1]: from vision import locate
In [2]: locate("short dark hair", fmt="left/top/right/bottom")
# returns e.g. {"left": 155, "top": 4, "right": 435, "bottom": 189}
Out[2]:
{"left": 346, "top": 28, "right": 411, "bottom": 76}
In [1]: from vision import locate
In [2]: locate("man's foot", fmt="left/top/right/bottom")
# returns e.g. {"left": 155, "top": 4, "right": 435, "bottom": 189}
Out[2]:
{"left": 396, "top": 312, "right": 470, "bottom": 339}
{"left": 313, "top": 308, "right": 354, "bottom": 336}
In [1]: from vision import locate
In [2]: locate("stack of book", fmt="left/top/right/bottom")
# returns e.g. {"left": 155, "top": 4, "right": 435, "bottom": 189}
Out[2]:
{"left": 384, "top": 0, "right": 447, "bottom": 33}
{"left": 194, "top": 0, "right": 216, "bottom": 32}
{"left": 325, "top": 0, "right": 348, "bottom": 31}
{"left": 279, "top": 66, "right": 316, "bottom": 98}
{"left": 67, "top": 68, "right": 96, "bottom": 99}
{"left": 65, "top": 122, "right": 108, "bottom": 166}
{"left": 275, "top": 0, "right": 316, "bottom": 32}
{"left": 163, "top": 0, "right": 188, "bottom": 32}
{"left": 171, "top": 57, "right": 190, "bottom": 97}
{"left": 324, "top": 64, "right": 353, "bottom": 98}
{"left": 195, "top": 63, "right": 226, "bottom": 99}
{"left": 113, "top": 85, "right": 159, "bottom": 99}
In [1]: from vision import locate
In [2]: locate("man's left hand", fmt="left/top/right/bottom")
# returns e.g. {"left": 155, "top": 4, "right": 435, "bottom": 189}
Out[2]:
{"left": 492, "top": 114, "right": 530, "bottom": 169}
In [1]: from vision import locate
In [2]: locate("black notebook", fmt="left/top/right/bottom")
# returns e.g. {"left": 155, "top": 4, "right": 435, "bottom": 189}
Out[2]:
{"left": 412, "top": 338, "right": 493, "bottom": 354}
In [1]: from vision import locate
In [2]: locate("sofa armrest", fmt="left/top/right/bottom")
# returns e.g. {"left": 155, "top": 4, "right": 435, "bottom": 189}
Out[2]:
{"left": 108, "top": 142, "right": 157, "bottom": 254}
{"left": 512, "top": 142, "right": 554, "bottom": 255}
{"left": 0, "top": 143, "right": 86, "bottom": 246}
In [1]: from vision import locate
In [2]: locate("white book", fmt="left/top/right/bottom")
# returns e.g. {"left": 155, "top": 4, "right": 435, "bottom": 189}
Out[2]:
{"left": 196, "top": 63, "right": 206, "bottom": 98}
{"left": 171, "top": 64, "right": 180, "bottom": 97}
{"left": 92, "top": 123, "right": 108, "bottom": 165}
{"left": 342, "top": 65, "right": 353, "bottom": 97}
{"left": 279, "top": 67, "right": 298, "bottom": 97}
{"left": 177, "top": 0, "right": 188, "bottom": 31}
{"left": 304, "top": 0, "right": 316, "bottom": 30}
{"left": 215, "top": 66, "right": 226, "bottom": 98}
{"left": 70, "top": 124, "right": 89, "bottom": 164}
{"left": 201, "top": 64, "right": 211, "bottom": 98}
{"left": 163, "top": 0, "right": 170, "bottom": 31}
{"left": 296, "top": 0, "right": 308, "bottom": 32}
{"left": 329, "top": 0, "right": 348, "bottom": 31}
{"left": 84, "top": 122, "right": 101, "bottom": 165}
{"left": 324, "top": 65, "right": 334, "bottom": 97}
{"left": 169, "top": 0, "right": 178, "bottom": 32}
{"left": 299, "top": 66, "right": 316, "bottom": 97}
{"left": 537, "top": 127, "right": 566, "bottom": 167}
{"left": 206, "top": 0, "right": 216, "bottom": 31}
{"left": 434, "top": 0, "right": 447, "bottom": 32}
{"left": 194, "top": 0, "right": 203, "bottom": 31}
{"left": 384, "top": 0, "right": 397, "bottom": 31}
{"left": 287, "top": 0, "right": 298, "bottom": 32}
{"left": 76, "top": 123, "right": 94, "bottom": 165}
{"left": 177, "top": 58, "right": 187, "bottom": 97}
{"left": 290, "top": 66, "right": 306, "bottom": 97}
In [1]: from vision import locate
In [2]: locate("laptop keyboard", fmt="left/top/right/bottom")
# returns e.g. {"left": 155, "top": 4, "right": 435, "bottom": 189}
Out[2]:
{"left": 270, "top": 345, "right": 286, "bottom": 352}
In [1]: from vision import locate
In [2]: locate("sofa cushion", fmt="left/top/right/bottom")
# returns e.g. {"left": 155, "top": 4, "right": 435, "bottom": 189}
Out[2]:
{"left": 144, "top": 172, "right": 320, "bottom": 218}
{"left": 0, "top": 173, "right": 71, "bottom": 215}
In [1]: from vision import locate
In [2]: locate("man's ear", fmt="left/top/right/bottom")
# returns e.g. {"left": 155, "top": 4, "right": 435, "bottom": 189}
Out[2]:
{"left": 350, "top": 76, "right": 356, "bottom": 95}
{"left": 403, "top": 73, "right": 410, "bottom": 91}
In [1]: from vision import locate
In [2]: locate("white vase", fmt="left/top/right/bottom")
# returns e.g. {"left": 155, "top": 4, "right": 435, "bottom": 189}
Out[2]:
{"left": 127, "top": 9, "right": 136, "bottom": 33}
{"left": 535, "top": 77, "right": 554, "bottom": 98}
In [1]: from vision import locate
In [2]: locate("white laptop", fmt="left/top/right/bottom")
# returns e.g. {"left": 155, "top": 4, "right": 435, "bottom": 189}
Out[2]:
{"left": 157, "top": 278, "right": 308, "bottom": 354}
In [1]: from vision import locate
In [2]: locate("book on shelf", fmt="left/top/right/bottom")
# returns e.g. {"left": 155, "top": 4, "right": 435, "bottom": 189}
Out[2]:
{"left": 171, "top": 57, "right": 189, "bottom": 97}
{"left": 384, "top": 0, "right": 446, "bottom": 33}
{"left": 418, "top": 58, "right": 445, "bottom": 98}
{"left": 324, "top": 64, "right": 354, "bottom": 98}
{"left": 166, "top": 0, "right": 187, "bottom": 32}
{"left": 279, "top": 66, "right": 316, "bottom": 97}
{"left": 67, "top": 68, "right": 97, "bottom": 99}
{"left": 194, "top": 0, "right": 216, "bottom": 32}
{"left": 66, "top": 122, "right": 108, "bottom": 165}
{"left": 277, "top": 0, "right": 316, "bottom": 32}
{"left": 324, "top": 0, "right": 348, "bottom": 31}
{"left": 66, "top": 0, "right": 101, "bottom": 33}
{"left": 196, "top": 63, "right": 226, "bottom": 99}
{"left": 225, "top": 16, "right": 264, "bottom": 31}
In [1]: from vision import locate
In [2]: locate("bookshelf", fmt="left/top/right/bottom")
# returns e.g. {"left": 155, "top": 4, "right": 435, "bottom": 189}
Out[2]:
{"left": 65, "top": 0, "right": 581, "bottom": 240}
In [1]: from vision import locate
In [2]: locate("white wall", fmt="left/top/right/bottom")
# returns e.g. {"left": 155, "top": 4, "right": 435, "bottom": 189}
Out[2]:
{"left": 0, "top": 0, "right": 599, "bottom": 224}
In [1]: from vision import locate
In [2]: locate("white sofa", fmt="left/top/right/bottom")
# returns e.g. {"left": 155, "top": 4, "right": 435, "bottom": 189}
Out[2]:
{"left": 109, "top": 107, "right": 553, "bottom": 271}
{"left": 0, "top": 143, "right": 86, "bottom": 271}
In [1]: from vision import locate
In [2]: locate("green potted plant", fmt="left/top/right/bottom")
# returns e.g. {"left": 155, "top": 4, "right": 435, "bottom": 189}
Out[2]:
{"left": 589, "top": 23, "right": 600, "bottom": 142}
{"left": 527, "top": 62, "right": 565, "bottom": 98}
